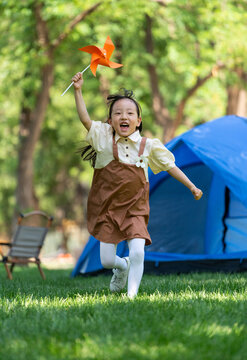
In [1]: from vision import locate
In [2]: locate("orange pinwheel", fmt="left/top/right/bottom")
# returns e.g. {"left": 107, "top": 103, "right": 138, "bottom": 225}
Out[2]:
{"left": 61, "top": 36, "right": 123, "bottom": 96}
{"left": 79, "top": 36, "right": 123, "bottom": 76}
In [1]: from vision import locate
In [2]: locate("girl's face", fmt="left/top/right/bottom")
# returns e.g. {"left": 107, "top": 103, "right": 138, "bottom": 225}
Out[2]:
{"left": 108, "top": 98, "right": 142, "bottom": 137}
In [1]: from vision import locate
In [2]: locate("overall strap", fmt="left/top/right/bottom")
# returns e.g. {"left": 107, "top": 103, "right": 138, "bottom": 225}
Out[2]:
{"left": 138, "top": 137, "right": 147, "bottom": 157}
{"left": 112, "top": 135, "right": 119, "bottom": 161}
{"left": 113, "top": 135, "right": 147, "bottom": 159}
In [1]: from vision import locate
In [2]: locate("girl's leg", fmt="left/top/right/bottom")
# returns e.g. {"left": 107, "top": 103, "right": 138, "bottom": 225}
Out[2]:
{"left": 100, "top": 242, "right": 127, "bottom": 270}
{"left": 127, "top": 238, "right": 145, "bottom": 298}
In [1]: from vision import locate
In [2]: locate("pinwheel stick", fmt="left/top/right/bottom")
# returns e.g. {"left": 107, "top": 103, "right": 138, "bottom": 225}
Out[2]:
{"left": 61, "top": 64, "right": 90, "bottom": 96}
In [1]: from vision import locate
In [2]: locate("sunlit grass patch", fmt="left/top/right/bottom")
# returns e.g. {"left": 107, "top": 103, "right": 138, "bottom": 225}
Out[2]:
{"left": 0, "top": 267, "right": 247, "bottom": 359}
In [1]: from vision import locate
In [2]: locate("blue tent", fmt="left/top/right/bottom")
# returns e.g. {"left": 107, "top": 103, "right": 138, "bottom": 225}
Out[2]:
{"left": 72, "top": 115, "right": 247, "bottom": 276}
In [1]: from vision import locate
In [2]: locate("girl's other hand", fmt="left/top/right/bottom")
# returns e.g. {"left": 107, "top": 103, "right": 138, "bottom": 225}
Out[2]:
{"left": 72, "top": 72, "right": 84, "bottom": 90}
{"left": 191, "top": 186, "right": 203, "bottom": 200}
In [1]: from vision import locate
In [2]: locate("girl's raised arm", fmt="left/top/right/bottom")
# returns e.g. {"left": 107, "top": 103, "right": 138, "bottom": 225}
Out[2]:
{"left": 72, "top": 73, "right": 92, "bottom": 131}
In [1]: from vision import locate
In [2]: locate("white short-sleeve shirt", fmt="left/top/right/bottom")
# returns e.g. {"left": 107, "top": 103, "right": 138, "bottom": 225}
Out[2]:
{"left": 86, "top": 121, "right": 175, "bottom": 181}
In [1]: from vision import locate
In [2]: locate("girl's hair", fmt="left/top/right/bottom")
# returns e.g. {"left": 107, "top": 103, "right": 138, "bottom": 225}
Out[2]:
{"left": 79, "top": 89, "right": 142, "bottom": 167}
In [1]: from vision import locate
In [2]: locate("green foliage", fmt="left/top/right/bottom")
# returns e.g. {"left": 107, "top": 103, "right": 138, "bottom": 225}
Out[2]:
{"left": 1, "top": 0, "right": 247, "bottom": 234}
{"left": 1, "top": 268, "right": 247, "bottom": 359}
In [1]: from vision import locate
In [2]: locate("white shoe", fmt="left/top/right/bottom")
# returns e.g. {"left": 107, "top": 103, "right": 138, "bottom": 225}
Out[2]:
{"left": 110, "top": 257, "right": 130, "bottom": 292}
{"left": 127, "top": 293, "right": 136, "bottom": 300}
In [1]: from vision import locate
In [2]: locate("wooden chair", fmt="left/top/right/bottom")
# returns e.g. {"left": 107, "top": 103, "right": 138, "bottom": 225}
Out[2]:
{"left": 0, "top": 211, "right": 53, "bottom": 280}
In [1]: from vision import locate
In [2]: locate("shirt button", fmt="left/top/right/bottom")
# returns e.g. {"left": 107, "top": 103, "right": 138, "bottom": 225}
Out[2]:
{"left": 126, "top": 154, "right": 129, "bottom": 157}
{"left": 126, "top": 146, "right": 128, "bottom": 149}
{"left": 125, "top": 139, "right": 128, "bottom": 142}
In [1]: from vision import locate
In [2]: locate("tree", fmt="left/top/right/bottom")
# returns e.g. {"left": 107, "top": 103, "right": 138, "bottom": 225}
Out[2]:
{"left": 16, "top": 1, "right": 102, "bottom": 212}
{"left": 144, "top": 5, "right": 225, "bottom": 141}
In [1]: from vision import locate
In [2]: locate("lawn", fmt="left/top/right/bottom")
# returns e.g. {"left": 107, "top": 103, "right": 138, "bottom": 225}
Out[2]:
{"left": 0, "top": 266, "right": 247, "bottom": 360}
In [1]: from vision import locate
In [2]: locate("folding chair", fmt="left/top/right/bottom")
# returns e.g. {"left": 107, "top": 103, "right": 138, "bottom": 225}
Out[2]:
{"left": 0, "top": 211, "right": 53, "bottom": 279}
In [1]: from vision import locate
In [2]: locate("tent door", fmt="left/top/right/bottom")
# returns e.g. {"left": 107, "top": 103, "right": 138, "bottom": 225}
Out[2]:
{"left": 222, "top": 187, "right": 230, "bottom": 252}
{"left": 223, "top": 190, "right": 247, "bottom": 253}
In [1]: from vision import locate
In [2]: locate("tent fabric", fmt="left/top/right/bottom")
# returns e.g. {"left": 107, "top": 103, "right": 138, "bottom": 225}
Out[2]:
{"left": 72, "top": 115, "right": 247, "bottom": 276}
{"left": 162, "top": 115, "right": 247, "bottom": 207}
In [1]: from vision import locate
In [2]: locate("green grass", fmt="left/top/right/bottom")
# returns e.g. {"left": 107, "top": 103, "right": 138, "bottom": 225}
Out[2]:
{"left": 1, "top": 266, "right": 247, "bottom": 360}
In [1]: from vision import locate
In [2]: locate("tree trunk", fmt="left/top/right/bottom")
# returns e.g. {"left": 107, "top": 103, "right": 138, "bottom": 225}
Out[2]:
{"left": 16, "top": 3, "right": 54, "bottom": 211}
{"left": 99, "top": 75, "right": 110, "bottom": 106}
{"left": 145, "top": 15, "right": 173, "bottom": 143}
{"left": 237, "top": 89, "right": 247, "bottom": 117}
{"left": 226, "top": 86, "right": 247, "bottom": 117}
{"left": 226, "top": 85, "right": 241, "bottom": 115}
{"left": 226, "top": 69, "right": 247, "bottom": 116}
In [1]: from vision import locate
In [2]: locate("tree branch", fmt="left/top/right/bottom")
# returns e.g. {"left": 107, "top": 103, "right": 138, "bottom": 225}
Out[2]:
{"left": 51, "top": 1, "right": 103, "bottom": 49}
{"left": 172, "top": 63, "right": 225, "bottom": 137}
{"left": 152, "top": 0, "right": 168, "bottom": 7}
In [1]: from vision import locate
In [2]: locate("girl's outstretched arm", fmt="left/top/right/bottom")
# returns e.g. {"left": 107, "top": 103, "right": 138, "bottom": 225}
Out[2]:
{"left": 167, "top": 166, "right": 203, "bottom": 200}
{"left": 72, "top": 72, "right": 92, "bottom": 131}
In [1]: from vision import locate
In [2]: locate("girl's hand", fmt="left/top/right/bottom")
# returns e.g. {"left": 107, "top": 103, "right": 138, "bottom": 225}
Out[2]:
{"left": 72, "top": 72, "right": 84, "bottom": 90}
{"left": 191, "top": 186, "right": 203, "bottom": 200}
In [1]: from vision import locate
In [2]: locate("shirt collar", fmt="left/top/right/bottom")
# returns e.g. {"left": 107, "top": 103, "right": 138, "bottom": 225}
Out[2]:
{"left": 115, "top": 130, "right": 141, "bottom": 143}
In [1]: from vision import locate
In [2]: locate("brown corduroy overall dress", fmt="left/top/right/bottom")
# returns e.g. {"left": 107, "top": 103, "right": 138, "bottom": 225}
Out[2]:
{"left": 87, "top": 135, "right": 152, "bottom": 246}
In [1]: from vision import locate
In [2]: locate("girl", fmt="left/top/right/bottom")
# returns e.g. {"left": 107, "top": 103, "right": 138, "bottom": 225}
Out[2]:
{"left": 72, "top": 72, "right": 203, "bottom": 299}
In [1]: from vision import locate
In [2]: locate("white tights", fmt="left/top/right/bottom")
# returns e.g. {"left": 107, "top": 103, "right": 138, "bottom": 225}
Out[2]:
{"left": 100, "top": 238, "right": 145, "bottom": 298}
